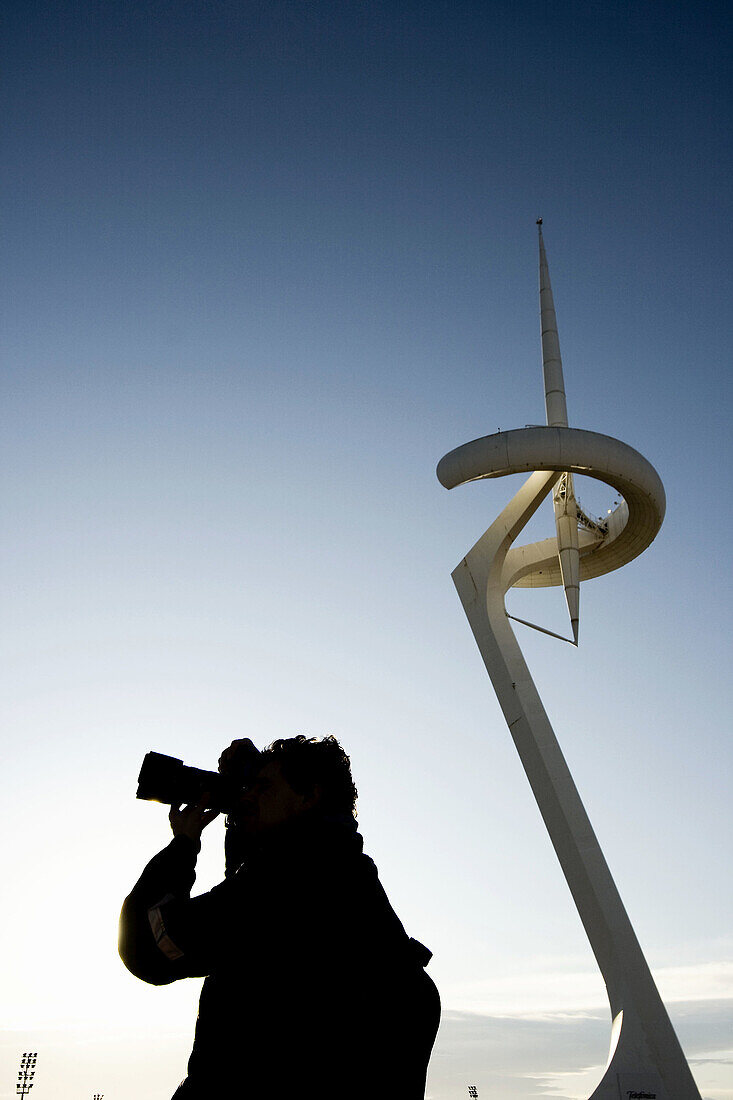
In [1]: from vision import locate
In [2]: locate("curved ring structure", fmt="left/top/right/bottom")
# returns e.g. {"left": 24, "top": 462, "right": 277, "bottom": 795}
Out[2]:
{"left": 437, "top": 425, "right": 665, "bottom": 588}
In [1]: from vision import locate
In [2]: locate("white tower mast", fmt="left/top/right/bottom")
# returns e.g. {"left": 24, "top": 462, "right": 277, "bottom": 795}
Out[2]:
{"left": 437, "top": 224, "right": 702, "bottom": 1098}
{"left": 538, "top": 219, "right": 580, "bottom": 643}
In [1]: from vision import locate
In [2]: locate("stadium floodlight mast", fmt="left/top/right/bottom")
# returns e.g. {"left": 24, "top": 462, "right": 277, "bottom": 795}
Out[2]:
{"left": 468, "top": 1086, "right": 479, "bottom": 1098}
{"left": 437, "top": 223, "right": 701, "bottom": 1099}
{"left": 16, "top": 1052, "right": 37, "bottom": 1099}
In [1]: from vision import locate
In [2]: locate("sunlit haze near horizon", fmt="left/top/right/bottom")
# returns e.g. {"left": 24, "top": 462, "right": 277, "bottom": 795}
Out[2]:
{"left": 2, "top": 2, "right": 731, "bottom": 1098}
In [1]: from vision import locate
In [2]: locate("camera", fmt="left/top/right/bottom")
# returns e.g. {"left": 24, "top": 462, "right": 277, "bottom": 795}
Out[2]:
{"left": 136, "top": 743, "right": 261, "bottom": 814}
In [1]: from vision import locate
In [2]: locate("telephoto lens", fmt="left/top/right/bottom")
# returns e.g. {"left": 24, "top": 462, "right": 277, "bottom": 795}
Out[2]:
{"left": 136, "top": 752, "right": 249, "bottom": 814}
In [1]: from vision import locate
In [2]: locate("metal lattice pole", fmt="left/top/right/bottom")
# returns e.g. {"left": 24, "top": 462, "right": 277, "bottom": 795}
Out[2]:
{"left": 16, "top": 1053, "right": 37, "bottom": 1099}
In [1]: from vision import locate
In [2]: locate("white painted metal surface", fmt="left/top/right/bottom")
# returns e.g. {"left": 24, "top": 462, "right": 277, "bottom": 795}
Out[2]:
{"left": 538, "top": 224, "right": 580, "bottom": 642}
{"left": 437, "top": 226, "right": 700, "bottom": 1099}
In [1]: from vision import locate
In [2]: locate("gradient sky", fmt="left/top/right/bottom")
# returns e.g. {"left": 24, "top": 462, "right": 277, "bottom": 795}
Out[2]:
{"left": 2, "top": 2, "right": 731, "bottom": 1098}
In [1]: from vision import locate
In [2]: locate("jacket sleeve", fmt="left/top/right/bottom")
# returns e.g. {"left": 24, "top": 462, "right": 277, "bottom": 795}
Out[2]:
{"left": 119, "top": 835, "right": 222, "bottom": 985}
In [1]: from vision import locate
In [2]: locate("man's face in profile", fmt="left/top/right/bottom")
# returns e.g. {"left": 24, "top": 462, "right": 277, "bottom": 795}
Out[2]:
{"left": 235, "top": 758, "right": 316, "bottom": 836}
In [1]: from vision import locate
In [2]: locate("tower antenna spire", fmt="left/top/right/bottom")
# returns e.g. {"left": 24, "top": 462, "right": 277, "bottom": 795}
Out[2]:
{"left": 538, "top": 221, "right": 580, "bottom": 643}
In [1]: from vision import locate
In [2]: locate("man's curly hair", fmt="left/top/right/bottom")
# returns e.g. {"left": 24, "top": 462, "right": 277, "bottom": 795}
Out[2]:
{"left": 261, "top": 735, "right": 358, "bottom": 819}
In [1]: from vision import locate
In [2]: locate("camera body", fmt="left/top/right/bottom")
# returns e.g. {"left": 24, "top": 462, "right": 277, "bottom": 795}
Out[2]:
{"left": 136, "top": 744, "right": 261, "bottom": 814}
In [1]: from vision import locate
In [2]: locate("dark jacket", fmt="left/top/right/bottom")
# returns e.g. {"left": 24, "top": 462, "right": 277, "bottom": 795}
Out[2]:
{"left": 119, "top": 816, "right": 440, "bottom": 1098}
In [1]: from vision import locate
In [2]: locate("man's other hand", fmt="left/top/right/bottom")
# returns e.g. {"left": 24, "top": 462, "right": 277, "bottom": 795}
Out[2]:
{"left": 218, "top": 738, "right": 259, "bottom": 776}
{"left": 169, "top": 796, "right": 220, "bottom": 840}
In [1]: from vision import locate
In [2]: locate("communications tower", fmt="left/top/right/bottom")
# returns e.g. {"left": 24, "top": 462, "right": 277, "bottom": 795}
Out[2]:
{"left": 437, "top": 224, "right": 700, "bottom": 1099}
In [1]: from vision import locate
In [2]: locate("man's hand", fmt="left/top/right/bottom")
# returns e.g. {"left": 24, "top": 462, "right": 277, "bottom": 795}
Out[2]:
{"left": 218, "top": 738, "right": 260, "bottom": 777}
{"left": 169, "top": 795, "right": 220, "bottom": 841}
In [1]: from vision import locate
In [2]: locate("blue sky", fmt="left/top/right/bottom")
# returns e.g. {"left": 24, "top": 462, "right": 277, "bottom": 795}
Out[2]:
{"left": 2, "top": 2, "right": 731, "bottom": 1098}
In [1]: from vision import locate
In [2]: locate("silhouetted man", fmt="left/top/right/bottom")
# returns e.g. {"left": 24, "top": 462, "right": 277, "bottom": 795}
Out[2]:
{"left": 119, "top": 735, "right": 440, "bottom": 1098}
